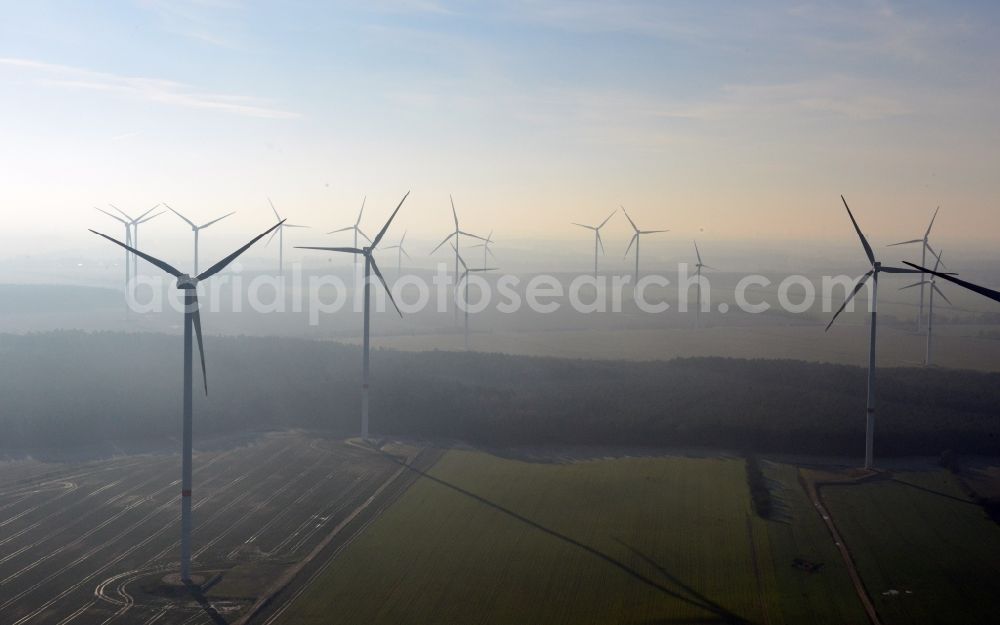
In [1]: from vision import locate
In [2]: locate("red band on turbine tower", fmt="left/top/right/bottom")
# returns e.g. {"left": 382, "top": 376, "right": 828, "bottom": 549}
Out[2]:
{"left": 181, "top": 489, "right": 192, "bottom": 497}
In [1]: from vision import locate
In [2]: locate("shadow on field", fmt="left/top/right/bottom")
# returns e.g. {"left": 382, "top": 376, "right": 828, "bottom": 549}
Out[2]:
{"left": 185, "top": 581, "right": 228, "bottom": 624}
{"left": 379, "top": 449, "right": 752, "bottom": 625}
{"left": 889, "top": 476, "right": 980, "bottom": 506}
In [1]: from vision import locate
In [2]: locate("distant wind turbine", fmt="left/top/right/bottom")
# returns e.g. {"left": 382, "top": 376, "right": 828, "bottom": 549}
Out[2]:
{"left": 888, "top": 206, "right": 943, "bottom": 331}
{"left": 903, "top": 261, "right": 1000, "bottom": 304}
{"left": 327, "top": 196, "right": 371, "bottom": 276}
{"left": 94, "top": 207, "right": 134, "bottom": 297}
{"left": 382, "top": 230, "right": 411, "bottom": 278}
{"left": 469, "top": 230, "right": 497, "bottom": 270}
{"left": 110, "top": 204, "right": 163, "bottom": 277}
{"left": 165, "top": 205, "right": 236, "bottom": 275}
{"left": 692, "top": 240, "right": 716, "bottom": 328}
{"left": 900, "top": 250, "right": 950, "bottom": 366}
{"left": 90, "top": 219, "right": 283, "bottom": 584}
{"left": 572, "top": 211, "right": 615, "bottom": 277}
{"left": 453, "top": 244, "right": 498, "bottom": 351}
{"left": 621, "top": 206, "right": 667, "bottom": 282}
{"left": 827, "top": 195, "right": 919, "bottom": 470}
{"left": 298, "top": 191, "right": 410, "bottom": 440}
{"left": 265, "top": 198, "right": 308, "bottom": 276}
{"left": 430, "top": 195, "right": 485, "bottom": 321}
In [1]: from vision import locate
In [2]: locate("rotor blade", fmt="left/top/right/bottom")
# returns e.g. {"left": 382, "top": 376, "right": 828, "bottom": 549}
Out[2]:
{"left": 620, "top": 206, "right": 638, "bottom": 232}
{"left": 267, "top": 197, "right": 281, "bottom": 221}
{"left": 470, "top": 267, "right": 498, "bottom": 272}
{"left": 197, "top": 220, "right": 285, "bottom": 281}
{"left": 450, "top": 195, "right": 459, "bottom": 229}
{"left": 572, "top": 223, "right": 595, "bottom": 230}
{"left": 326, "top": 226, "right": 354, "bottom": 234}
{"left": 382, "top": 245, "right": 400, "bottom": 250}
{"left": 451, "top": 243, "right": 467, "bottom": 270}
{"left": 166, "top": 204, "right": 197, "bottom": 228}
{"left": 596, "top": 230, "right": 605, "bottom": 255}
{"left": 700, "top": 264, "right": 718, "bottom": 271}
{"left": 468, "top": 243, "right": 486, "bottom": 248}
{"left": 487, "top": 247, "right": 497, "bottom": 260}
{"left": 372, "top": 190, "right": 410, "bottom": 248}
{"left": 597, "top": 210, "right": 615, "bottom": 229}
{"left": 199, "top": 211, "right": 236, "bottom": 229}
{"left": 925, "top": 242, "right": 947, "bottom": 270}
{"left": 904, "top": 262, "right": 1000, "bottom": 304}
{"left": 357, "top": 228, "right": 372, "bottom": 243}
{"left": 94, "top": 206, "right": 129, "bottom": 225}
{"left": 624, "top": 234, "right": 637, "bottom": 258}
{"left": 825, "top": 271, "right": 873, "bottom": 331}
{"left": 899, "top": 281, "right": 930, "bottom": 291}
{"left": 282, "top": 224, "right": 309, "bottom": 228}
{"left": 887, "top": 239, "right": 922, "bottom": 247}
{"left": 370, "top": 258, "right": 402, "bottom": 317}
{"left": 402, "top": 249, "right": 412, "bottom": 259}
{"left": 296, "top": 246, "right": 364, "bottom": 254}
{"left": 880, "top": 266, "right": 921, "bottom": 274}
{"left": 925, "top": 206, "right": 939, "bottom": 238}
{"left": 841, "top": 195, "right": 875, "bottom": 265}
{"left": 136, "top": 210, "right": 165, "bottom": 225}
{"left": 263, "top": 227, "right": 279, "bottom": 248}
{"left": 459, "top": 230, "right": 487, "bottom": 241}
{"left": 109, "top": 204, "right": 134, "bottom": 222}
{"left": 694, "top": 240, "right": 702, "bottom": 264}
{"left": 191, "top": 297, "right": 208, "bottom": 395}
{"left": 640, "top": 229, "right": 668, "bottom": 234}
{"left": 89, "top": 230, "right": 183, "bottom": 278}
{"left": 356, "top": 196, "right": 366, "bottom": 226}
{"left": 134, "top": 204, "right": 161, "bottom": 222}
{"left": 931, "top": 248, "right": 943, "bottom": 272}
{"left": 430, "top": 232, "right": 456, "bottom": 254}
{"left": 933, "top": 284, "right": 952, "bottom": 306}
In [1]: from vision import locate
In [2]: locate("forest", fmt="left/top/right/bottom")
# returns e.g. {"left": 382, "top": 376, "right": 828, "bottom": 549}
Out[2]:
{"left": 1, "top": 330, "right": 998, "bottom": 458}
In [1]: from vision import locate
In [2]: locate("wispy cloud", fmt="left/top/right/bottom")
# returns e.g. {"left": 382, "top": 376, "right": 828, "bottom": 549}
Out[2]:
{"left": 136, "top": 0, "right": 247, "bottom": 48}
{"left": 0, "top": 57, "right": 299, "bottom": 119}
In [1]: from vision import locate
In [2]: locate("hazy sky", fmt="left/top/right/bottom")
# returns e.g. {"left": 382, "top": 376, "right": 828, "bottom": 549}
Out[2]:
{"left": 2, "top": 1, "right": 999, "bottom": 261}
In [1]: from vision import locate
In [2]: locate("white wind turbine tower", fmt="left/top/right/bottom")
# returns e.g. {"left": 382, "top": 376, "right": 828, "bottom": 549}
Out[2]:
{"left": 110, "top": 204, "right": 164, "bottom": 278}
{"left": 297, "top": 192, "right": 410, "bottom": 441}
{"left": 888, "top": 206, "right": 943, "bottom": 332}
{"left": 327, "top": 196, "right": 371, "bottom": 278}
{"left": 165, "top": 205, "right": 236, "bottom": 275}
{"left": 900, "top": 249, "right": 950, "bottom": 366}
{"left": 453, "top": 244, "right": 498, "bottom": 350}
{"left": 265, "top": 198, "right": 309, "bottom": 276}
{"left": 430, "top": 195, "right": 485, "bottom": 321}
{"left": 692, "top": 240, "right": 716, "bottom": 328}
{"left": 381, "top": 230, "right": 411, "bottom": 278}
{"left": 90, "top": 219, "right": 283, "bottom": 584}
{"left": 826, "top": 195, "right": 919, "bottom": 470}
{"left": 469, "top": 230, "right": 497, "bottom": 270}
{"left": 621, "top": 206, "right": 667, "bottom": 282}
{"left": 572, "top": 211, "right": 615, "bottom": 277}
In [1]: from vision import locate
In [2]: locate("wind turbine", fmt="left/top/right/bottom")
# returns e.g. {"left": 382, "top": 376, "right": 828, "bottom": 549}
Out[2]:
{"left": 327, "top": 196, "right": 371, "bottom": 276}
{"left": 826, "top": 195, "right": 919, "bottom": 470}
{"left": 904, "top": 261, "right": 1000, "bottom": 304}
{"left": 453, "top": 244, "right": 498, "bottom": 351}
{"left": 94, "top": 207, "right": 134, "bottom": 296}
{"left": 900, "top": 250, "right": 950, "bottom": 366}
{"left": 622, "top": 206, "right": 667, "bottom": 282}
{"left": 265, "top": 198, "right": 308, "bottom": 276}
{"left": 297, "top": 191, "right": 410, "bottom": 441}
{"left": 888, "top": 206, "right": 943, "bottom": 332}
{"left": 165, "top": 205, "right": 236, "bottom": 275}
{"left": 572, "top": 211, "right": 615, "bottom": 277}
{"left": 110, "top": 204, "right": 163, "bottom": 278}
{"left": 381, "top": 230, "right": 411, "bottom": 278}
{"left": 430, "top": 195, "right": 485, "bottom": 321}
{"left": 469, "top": 230, "right": 497, "bottom": 270}
{"left": 89, "top": 219, "right": 283, "bottom": 584}
{"left": 692, "top": 240, "right": 716, "bottom": 328}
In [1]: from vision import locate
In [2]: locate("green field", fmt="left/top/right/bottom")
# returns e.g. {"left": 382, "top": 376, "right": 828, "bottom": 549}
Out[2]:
{"left": 822, "top": 469, "right": 1000, "bottom": 625}
{"left": 277, "top": 450, "right": 871, "bottom": 625}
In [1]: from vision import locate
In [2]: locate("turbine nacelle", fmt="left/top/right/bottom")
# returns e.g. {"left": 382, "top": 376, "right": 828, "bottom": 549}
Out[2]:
{"left": 176, "top": 275, "right": 199, "bottom": 289}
